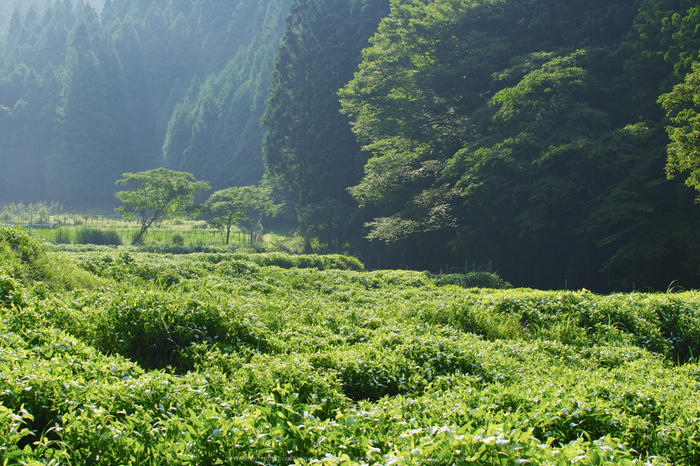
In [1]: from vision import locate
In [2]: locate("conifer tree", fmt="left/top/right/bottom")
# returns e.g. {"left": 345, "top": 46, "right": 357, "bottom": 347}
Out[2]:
{"left": 261, "top": 0, "right": 389, "bottom": 249}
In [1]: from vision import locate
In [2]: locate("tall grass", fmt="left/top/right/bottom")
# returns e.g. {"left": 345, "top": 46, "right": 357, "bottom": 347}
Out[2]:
{"left": 74, "top": 227, "right": 122, "bottom": 246}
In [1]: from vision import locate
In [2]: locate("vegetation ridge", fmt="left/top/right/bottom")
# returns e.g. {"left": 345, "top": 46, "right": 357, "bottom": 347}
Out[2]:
{"left": 1, "top": 227, "right": 699, "bottom": 464}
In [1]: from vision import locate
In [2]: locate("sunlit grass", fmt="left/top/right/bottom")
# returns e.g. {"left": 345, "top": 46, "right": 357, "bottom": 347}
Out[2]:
{"left": 28, "top": 218, "right": 274, "bottom": 247}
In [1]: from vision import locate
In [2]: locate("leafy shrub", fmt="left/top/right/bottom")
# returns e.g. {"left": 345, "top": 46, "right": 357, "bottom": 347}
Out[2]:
{"left": 0, "top": 227, "right": 105, "bottom": 292}
{"left": 5, "top": 243, "right": 700, "bottom": 464}
{"left": 213, "top": 259, "right": 261, "bottom": 277}
{"left": 428, "top": 271, "right": 512, "bottom": 288}
{"left": 69, "top": 286, "right": 270, "bottom": 371}
{"left": 77, "top": 251, "right": 208, "bottom": 287}
{"left": 0, "top": 275, "right": 24, "bottom": 308}
{"left": 312, "top": 348, "right": 418, "bottom": 401}
{"left": 137, "top": 244, "right": 228, "bottom": 254}
{"left": 238, "top": 251, "right": 365, "bottom": 271}
{"left": 0, "top": 227, "right": 51, "bottom": 284}
{"left": 0, "top": 226, "right": 45, "bottom": 266}
{"left": 111, "top": 246, "right": 366, "bottom": 271}
{"left": 53, "top": 227, "right": 72, "bottom": 244}
{"left": 74, "top": 227, "right": 122, "bottom": 246}
{"left": 171, "top": 232, "right": 185, "bottom": 246}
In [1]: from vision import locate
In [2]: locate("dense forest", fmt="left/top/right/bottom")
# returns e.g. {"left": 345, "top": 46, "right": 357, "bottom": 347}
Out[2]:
{"left": 4, "top": 0, "right": 700, "bottom": 291}
{"left": 262, "top": 0, "right": 700, "bottom": 291}
{"left": 0, "top": 0, "right": 292, "bottom": 205}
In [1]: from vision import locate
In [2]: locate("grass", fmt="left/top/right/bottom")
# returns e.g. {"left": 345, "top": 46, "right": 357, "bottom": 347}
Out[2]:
{"left": 29, "top": 218, "right": 271, "bottom": 248}
{"left": 1, "top": 227, "right": 699, "bottom": 464}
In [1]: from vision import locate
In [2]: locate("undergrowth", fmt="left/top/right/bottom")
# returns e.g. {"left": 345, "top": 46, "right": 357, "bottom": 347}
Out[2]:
{"left": 0, "top": 227, "right": 699, "bottom": 465}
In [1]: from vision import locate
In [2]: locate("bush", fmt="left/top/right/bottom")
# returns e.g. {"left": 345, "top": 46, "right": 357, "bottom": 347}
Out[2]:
{"left": 428, "top": 271, "right": 512, "bottom": 288}
{"left": 464, "top": 271, "right": 512, "bottom": 288}
{"left": 74, "top": 227, "right": 122, "bottom": 246}
{"left": 0, "top": 226, "right": 46, "bottom": 265}
{"left": 4, "top": 243, "right": 700, "bottom": 464}
{"left": 0, "top": 227, "right": 50, "bottom": 283}
{"left": 171, "top": 233, "right": 185, "bottom": 246}
{"left": 238, "top": 252, "right": 365, "bottom": 271}
{"left": 0, "top": 227, "right": 106, "bottom": 292}
{"left": 0, "top": 275, "right": 24, "bottom": 308}
{"left": 54, "top": 227, "right": 72, "bottom": 244}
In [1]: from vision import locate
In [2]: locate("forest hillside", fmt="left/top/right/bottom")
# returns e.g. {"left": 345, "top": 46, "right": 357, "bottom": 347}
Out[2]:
{"left": 5, "top": 0, "right": 700, "bottom": 291}
{"left": 0, "top": 0, "right": 292, "bottom": 205}
{"left": 261, "top": 0, "right": 700, "bottom": 291}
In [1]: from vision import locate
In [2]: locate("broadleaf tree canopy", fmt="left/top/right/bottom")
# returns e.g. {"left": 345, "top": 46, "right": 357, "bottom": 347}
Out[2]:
{"left": 205, "top": 185, "right": 277, "bottom": 245}
{"left": 115, "top": 168, "right": 210, "bottom": 245}
{"left": 659, "top": 61, "right": 700, "bottom": 198}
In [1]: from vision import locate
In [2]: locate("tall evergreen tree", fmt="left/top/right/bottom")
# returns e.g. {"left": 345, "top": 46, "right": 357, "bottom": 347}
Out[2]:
{"left": 47, "top": 18, "right": 134, "bottom": 207}
{"left": 163, "top": 0, "right": 293, "bottom": 190}
{"left": 261, "top": 0, "right": 389, "bottom": 248}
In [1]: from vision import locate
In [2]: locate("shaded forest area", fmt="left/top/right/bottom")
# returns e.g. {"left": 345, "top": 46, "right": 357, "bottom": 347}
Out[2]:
{"left": 263, "top": 0, "right": 700, "bottom": 292}
{"left": 0, "top": 0, "right": 291, "bottom": 205}
{"left": 4, "top": 0, "right": 700, "bottom": 291}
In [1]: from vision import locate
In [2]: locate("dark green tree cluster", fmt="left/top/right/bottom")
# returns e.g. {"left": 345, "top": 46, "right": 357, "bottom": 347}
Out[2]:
{"left": 263, "top": 0, "right": 700, "bottom": 290}
{"left": 163, "top": 0, "right": 291, "bottom": 189}
{"left": 0, "top": 0, "right": 291, "bottom": 207}
{"left": 261, "top": 0, "right": 390, "bottom": 250}
{"left": 339, "top": 0, "right": 700, "bottom": 290}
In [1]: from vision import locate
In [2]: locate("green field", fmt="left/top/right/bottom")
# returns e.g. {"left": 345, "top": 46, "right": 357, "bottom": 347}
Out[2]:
{"left": 27, "top": 219, "right": 263, "bottom": 249}
{"left": 1, "top": 227, "right": 700, "bottom": 465}
{"left": 0, "top": 202, "right": 277, "bottom": 249}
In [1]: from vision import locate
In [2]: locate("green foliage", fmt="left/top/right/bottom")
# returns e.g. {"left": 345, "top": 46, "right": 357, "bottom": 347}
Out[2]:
{"left": 171, "top": 232, "right": 185, "bottom": 246}
{"left": 0, "top": 227, "right": 105, "bottom": 291}
{"left": 1, "top": 238, "right": 700, "bottom": 463}
{"left": 232, "top": 251, "right": 365, "bottom": 271}
{"left": 0, "top": 274, "right": 24, "bottom": 308}
{"left": 0, "top": 226, "right": 50, "bottom": 283}
{"left": 337, "top": 0, "right": 700, "bottom": 291}
{"left": 45, "top": 19, "right": 137, "bottom": 207}
{"left": 204, "top": 185, "right": 277, "bottom": 244}
{"left": 429, "top": 271, "right": 513, "bottom": 289}
{"left": 53, "top": 227, "right": 72, "bottom": 244}
{"left": 163, "top": 0, "right": 292, "bottom": 189}
{"left": 75, "top": 251, "right": 208, "bottom": 287}
{"left": 262, "top": 0, "right": 390, "bottom": 248}
{"left": 1, "top": 0, "right": 293, "bottom": 205}
{"left": 115, "top": 168, "right": 210, "bottom": 245}
{"left": 659, "top": 61, "right": 700, "bottom": 196}
{"left": 74, "top": 226, "right": 122, "bottom": 245}
{"left": 6, "top": 0, "right": 700, "bottom": 291}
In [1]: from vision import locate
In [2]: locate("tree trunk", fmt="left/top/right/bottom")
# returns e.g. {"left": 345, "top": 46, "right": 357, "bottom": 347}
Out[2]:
{"left": 132, "top": 226, "right": 148, "bottom": 245}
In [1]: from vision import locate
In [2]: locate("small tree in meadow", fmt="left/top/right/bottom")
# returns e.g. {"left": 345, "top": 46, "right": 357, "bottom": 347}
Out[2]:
{"left": 204, "top": 185, "right": 277, "bottom": 245}
{"left": 115, "top": 168, "right": 210, "bottom": 245}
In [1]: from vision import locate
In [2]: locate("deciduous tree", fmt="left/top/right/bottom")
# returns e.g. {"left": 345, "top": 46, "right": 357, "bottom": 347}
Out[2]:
{"left": 204, "top": 185, "right": 277, "bottom": 245}
{"left": 659, "top": 61, "right": 700, "bottom": 197}
{"left": 115, "top": 168, "right": 209, "bottom": 245}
